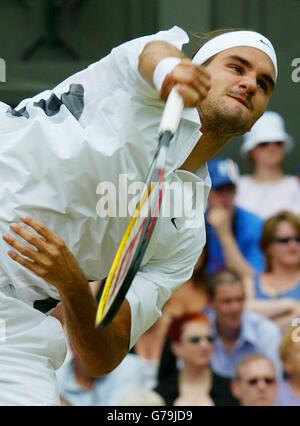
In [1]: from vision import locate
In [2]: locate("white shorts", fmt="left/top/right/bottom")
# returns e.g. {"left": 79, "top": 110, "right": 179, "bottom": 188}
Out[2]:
{"left": 0, "top": 284, "right": 67, "bottom": 405}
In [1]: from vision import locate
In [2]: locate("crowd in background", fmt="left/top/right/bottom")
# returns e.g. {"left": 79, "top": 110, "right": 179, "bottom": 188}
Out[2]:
{"left": 56, "top": 111, "right": 300, "bottom": 406}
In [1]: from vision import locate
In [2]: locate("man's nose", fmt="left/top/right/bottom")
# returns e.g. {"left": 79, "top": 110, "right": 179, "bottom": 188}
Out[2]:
{"left": 238, "top": 74, "right": 257, "bottom": 95}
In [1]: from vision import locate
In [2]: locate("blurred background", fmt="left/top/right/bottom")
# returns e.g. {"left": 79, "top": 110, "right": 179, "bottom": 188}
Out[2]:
{"left": 0, "top": 0, "right": 299, "bottom": 171}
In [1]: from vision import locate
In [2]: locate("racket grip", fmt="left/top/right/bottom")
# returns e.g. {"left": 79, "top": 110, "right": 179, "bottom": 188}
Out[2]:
{"left": 159, "top": 86, "right": 184, "bottom": 135}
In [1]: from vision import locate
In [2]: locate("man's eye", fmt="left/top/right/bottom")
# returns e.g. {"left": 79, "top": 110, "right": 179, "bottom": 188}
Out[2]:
{"left": 229, "top": 65, "right": 242, "bottom": 73}
{"left": 258, "top": 80, "right": 267, "bottom": 92}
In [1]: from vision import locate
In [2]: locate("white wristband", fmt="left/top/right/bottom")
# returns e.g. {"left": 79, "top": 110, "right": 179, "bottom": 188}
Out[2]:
{"left": 153, "top": 57, "right": 182, "bottom": 92}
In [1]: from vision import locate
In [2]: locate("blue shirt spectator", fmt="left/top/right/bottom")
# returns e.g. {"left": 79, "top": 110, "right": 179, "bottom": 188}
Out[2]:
{"left": 203, "top": 157, "right": 265, "bottom": 274}
{"left": 210, "top": 309, "right": 282, "bottom": 378}
{"left": 253, "top": 272, "right": 300, "bottom": 300}
{"left": 206, "top": 206, "right": 265, "bottom": 273}
{"left": 206, "top": 270, "right": 282, "bottom": 379}
{"left": 56, "top": 347, "right": 158, "bottom": 406}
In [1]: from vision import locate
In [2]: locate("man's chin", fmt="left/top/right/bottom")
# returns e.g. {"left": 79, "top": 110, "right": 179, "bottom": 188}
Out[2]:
{"left": 217, "top": 104, "right": 251, "bottom": 135}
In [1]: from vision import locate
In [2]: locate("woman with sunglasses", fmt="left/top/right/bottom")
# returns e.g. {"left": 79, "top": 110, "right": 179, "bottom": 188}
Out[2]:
{"left": 236, "top": 111, "right": 300, "bottom": 220}
{"left": 244, "top": 211, "right": 300, "bottom": 328}
{"left": 154, "top": 312, "right": 238, "bottom": 406}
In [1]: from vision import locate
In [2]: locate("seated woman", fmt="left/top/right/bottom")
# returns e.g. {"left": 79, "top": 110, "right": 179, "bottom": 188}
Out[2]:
{"left": 244, "top": 210, "right": 300, "bottom": 328}
{"left": 154, "top": 312, "right": 238, "bottom": 406}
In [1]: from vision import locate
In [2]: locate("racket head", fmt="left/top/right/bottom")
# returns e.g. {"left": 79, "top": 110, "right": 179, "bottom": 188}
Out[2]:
{"left": 95, "top": 137, "right": 169, "bottom": 327}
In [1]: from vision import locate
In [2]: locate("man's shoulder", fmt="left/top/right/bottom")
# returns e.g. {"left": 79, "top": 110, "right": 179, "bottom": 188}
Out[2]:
{"left": 113, "top": 26, "right": 189, "bottom": 52}
{"left": 243, "top": 309, "right": 281, "bottom": 336}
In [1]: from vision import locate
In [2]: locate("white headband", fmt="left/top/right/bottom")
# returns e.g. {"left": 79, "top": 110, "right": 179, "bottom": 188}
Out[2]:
{"left": 193, "top": 31, "right": 277, "bottom": 81}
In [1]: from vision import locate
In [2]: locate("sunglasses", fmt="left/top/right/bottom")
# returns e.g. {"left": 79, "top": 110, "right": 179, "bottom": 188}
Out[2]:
{"left": 246, "top": 377, "right": 276, "bottom": 386}
{"left": 272, "top": 236, "right": 300, "bottom": 244}
{"left": 187, "top": 335, "right": 214, "bottom": 344}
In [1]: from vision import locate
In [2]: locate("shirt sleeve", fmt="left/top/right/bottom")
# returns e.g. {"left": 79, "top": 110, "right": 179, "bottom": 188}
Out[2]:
{"left": 108, "top": 26, "right": 190, "bottom": 100}
{"left": 126, "top": 214, "right": 206, "bottom": 348}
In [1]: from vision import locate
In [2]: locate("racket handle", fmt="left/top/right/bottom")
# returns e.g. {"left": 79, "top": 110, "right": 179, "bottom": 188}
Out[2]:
{"left": 159, "top": 86, "right": 184, "bottom": 135}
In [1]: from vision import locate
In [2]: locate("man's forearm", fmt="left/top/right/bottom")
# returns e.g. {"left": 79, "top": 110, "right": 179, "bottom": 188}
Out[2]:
{"left": 218, "top": 232, "right": 254, "bottom": 277}
{"left": 59, "top": 279, "right": 131, "bottom": 377}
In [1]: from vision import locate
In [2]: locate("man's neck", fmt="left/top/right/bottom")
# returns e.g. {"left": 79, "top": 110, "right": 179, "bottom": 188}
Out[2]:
{"left": 216, "top": 322, "right": 241, "bottom": 348}
{"left": 180, "top": 131, "right": 230, "bottom": 173}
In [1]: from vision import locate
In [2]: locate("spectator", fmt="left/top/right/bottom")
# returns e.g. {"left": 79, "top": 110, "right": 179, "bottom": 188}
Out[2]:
{"left": 207, "top": 269, "right": 282, "bottom": 378}
{"left": 204, "top": 157, "right": 265, "bottom": 275}
{"left": 55, "top": 290, "right": 169, "bottom": 406}
{"left": 155, "top": 312, "right": 238, "bottom": 406}
{"left": 56, "top": 342, "right": 119, "bottom": 406}
{"left": 231, "top": 353, "right": 278, "bottom": 406}
{"left": 236, "top": 111, "right": 300, "bottom": 219}
{"left": 244, "top": 211, "right": 300, "bottom": 329}
{"left": 276, "top": 324, "right": 300, "bottom": 406}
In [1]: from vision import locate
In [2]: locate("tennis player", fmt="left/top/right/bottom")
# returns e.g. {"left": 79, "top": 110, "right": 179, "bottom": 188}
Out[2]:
{"left": 0, "top": 26, "right": 277, "bottom": 405}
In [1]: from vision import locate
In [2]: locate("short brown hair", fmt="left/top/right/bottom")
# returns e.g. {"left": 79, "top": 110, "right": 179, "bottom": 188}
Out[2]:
{"left": 188, "top": 28, "right": 247, "bottom": 64}
{"left": 260, "top": 210, "right": 300, "bottom": 271}
{"left": 206, "top": 269, "right": 242, "bottom": 300}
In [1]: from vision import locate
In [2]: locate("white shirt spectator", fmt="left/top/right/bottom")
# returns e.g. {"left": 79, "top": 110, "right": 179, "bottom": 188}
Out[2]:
{"left": 236, "top": 175, "right": 300, "bottom": 220}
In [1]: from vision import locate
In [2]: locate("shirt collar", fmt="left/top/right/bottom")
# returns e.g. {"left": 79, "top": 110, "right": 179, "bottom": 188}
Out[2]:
{"left": 212, "top": 310, "right": 257, "bottom": 346}
{"left": 181, "top": 106, "right": 201, "bottom": 126}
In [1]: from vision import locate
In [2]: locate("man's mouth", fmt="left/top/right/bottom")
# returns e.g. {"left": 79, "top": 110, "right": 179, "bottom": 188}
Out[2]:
{"left": 227, "top": 94, "right": 250, "bottom": 110}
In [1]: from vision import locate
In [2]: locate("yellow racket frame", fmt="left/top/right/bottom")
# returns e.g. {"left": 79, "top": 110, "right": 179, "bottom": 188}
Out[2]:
{"left": 95, "top": 183, "right": 155, "bottom": 326}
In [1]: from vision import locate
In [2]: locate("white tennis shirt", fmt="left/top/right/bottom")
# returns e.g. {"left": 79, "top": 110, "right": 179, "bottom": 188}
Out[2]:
{"left": 0, "top": 27, "right": 210, "bottom": 346}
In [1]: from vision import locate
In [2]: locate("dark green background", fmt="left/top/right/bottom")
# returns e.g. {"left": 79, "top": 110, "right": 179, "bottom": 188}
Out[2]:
{"left": 0, "top": 0, "right": 299, "bottom": 172}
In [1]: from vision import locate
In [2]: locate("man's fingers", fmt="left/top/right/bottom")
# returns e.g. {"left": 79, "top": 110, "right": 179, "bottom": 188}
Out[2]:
{"left": 8, "top": 223, "right": 46, "bottom": 251}
{"left": 3, "top": 233, "right": 38, "bottom": 260}
{"left": 176, "top": 84, "right": 209, "bottom": 108}
{"left": 7, "top": 250, "right": 45, "bottom": 277}
{"left": 160, "top": 62, "right": 211, "bottom": 107}
{"left": 21, "top": 216, "right": 60, "bottom": 244}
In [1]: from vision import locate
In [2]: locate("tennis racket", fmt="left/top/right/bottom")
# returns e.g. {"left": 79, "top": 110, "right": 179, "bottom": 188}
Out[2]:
{"left": 95, "top": 87, "right": 184, "bottom": 327}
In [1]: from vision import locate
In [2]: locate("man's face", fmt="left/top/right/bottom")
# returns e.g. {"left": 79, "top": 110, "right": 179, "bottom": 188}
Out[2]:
{"left": 232, "top": 359, "right": 277, "bottom": 406}
{"left": 208, "top": 183, "right": 236, "bottom": 210}
{"left": 212, "top": 282, "right": 245, "bottom": 330}
{"left": 199, "top": 46, "right": 275, "bottom": 137}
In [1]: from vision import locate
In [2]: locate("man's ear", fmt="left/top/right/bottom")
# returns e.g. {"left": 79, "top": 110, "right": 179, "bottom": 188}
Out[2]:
{"left": 231, "top": 379, "right": 241, "bottom": 400}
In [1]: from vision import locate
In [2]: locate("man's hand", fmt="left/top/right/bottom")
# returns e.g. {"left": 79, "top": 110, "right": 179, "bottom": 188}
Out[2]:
{"left": 160, "top": 59, "right": 211, "bottom": 107}
{"left": 139, "top": 40, "right": 211, "bottom": 108}
{"left": 3, "top": 216, "right": 131, "bottom": 376}
{"left": 207, "top": 207, "right": 233, "bottom": 237}
{"left": 3, "top": 216, "right": 88, "bottom": 293}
